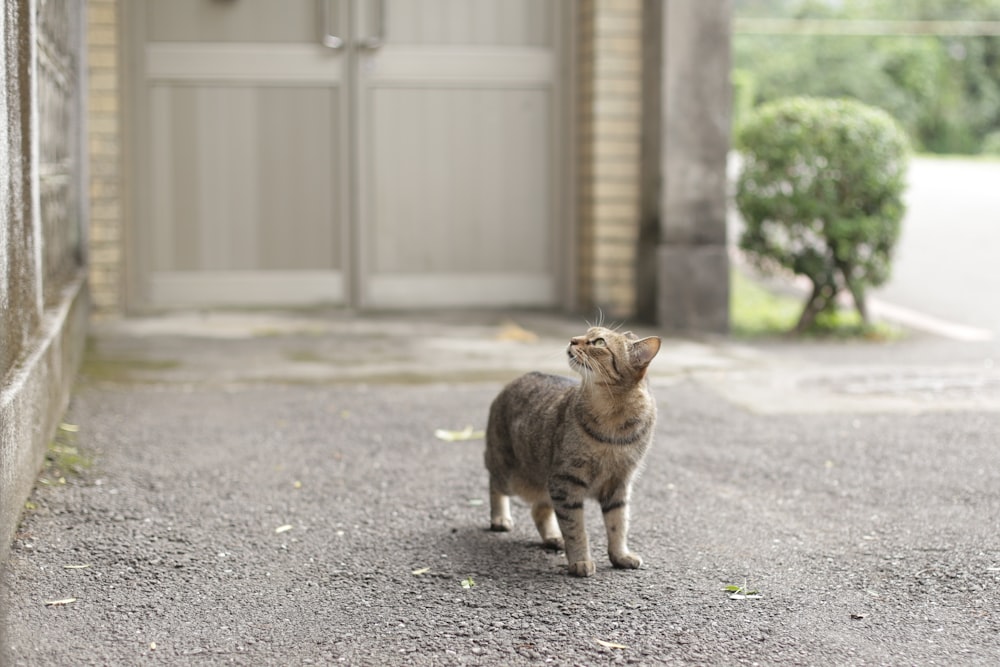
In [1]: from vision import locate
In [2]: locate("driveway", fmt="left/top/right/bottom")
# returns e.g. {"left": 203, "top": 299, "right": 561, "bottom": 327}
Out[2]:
{"left": 3, "top": 312, "right": 999, "bottom": 665}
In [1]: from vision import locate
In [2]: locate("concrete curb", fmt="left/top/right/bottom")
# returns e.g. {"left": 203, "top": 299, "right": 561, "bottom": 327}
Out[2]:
{"left": 0, "top": 274, "right": 89, "bottom": 566}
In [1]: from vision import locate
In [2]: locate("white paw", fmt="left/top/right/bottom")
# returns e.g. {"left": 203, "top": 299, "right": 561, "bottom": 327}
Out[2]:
{"left": 490, "top": 517, "right": 513, "bottom": 532}
{"left": 568, "top": 560, "right": 596, "bottom": 577}
{"left": 610, "top": 552, "right": 643, "bottom": 569}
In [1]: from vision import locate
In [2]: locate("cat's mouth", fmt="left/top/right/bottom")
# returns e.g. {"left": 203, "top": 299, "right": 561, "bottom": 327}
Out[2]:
{"left": 567, "top": 348, "right": 590, "bottom": 370}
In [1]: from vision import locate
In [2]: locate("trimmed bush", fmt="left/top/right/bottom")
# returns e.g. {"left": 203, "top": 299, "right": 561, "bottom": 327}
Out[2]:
{"left": 735, "top": 97, "right": 910, "bottom": 332}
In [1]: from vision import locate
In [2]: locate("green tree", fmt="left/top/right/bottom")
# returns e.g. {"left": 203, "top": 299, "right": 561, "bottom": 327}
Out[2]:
{"left": 734, "top": 0, "right": 1000, "bottom": 154}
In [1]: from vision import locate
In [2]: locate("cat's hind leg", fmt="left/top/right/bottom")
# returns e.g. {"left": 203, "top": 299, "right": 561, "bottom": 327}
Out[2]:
{"left": 489, "top": 476, "right": 513, "bottom": 532}
{"left": 531, "top": 501, "right": 564, "bottom": 550}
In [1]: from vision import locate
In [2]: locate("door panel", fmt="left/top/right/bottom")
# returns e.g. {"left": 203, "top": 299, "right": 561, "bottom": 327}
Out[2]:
{"left": 149, "top": 86, "right": 340, "bottom": 272}
{"left": 370, "top": 88, "right": 550, "bottom": 275}
{"left": 358, "top": 0, "right": 561, "bottom": 307}
{"left": 136, "top": 0, "right": 348, "bottom": 308}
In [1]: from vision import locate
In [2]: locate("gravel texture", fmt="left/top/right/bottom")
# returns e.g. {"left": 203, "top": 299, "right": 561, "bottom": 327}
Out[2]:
{"left": 5, "top": 375, "right": 999, "bottom": 665}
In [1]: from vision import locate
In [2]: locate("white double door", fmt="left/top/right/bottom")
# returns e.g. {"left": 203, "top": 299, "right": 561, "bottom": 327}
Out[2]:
{"left": 132, "top": 0, "right": 566, "bottom": 309}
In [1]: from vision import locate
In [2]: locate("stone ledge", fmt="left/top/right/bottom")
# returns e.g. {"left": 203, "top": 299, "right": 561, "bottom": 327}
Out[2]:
{"left": 0, "top": 272, "right": 88, "bottom": 566}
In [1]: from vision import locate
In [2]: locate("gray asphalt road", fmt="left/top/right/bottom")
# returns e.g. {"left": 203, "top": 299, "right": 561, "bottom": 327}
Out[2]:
{"left": 4, "top": 373, "right": 999, "bottom": 665}
{"left": 872, "top": 157, "right": 1000, "bottom": 339}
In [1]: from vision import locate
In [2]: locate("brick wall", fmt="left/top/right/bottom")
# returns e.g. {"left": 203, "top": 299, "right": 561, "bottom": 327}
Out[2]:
{"left": 576, "top": 0, "right": 644, "bottom": 319}
{"left": 86, "top": 0, "right": 122, "bottom": 315}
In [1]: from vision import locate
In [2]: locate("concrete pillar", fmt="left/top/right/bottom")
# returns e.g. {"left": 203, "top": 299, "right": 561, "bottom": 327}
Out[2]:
{"left": 639, "top": 0, "right": 731, "bottom": 333}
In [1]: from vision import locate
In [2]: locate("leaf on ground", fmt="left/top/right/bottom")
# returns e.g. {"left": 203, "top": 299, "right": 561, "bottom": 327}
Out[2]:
{"left": 45, "top": 598, "right": 77, "bottom": 607}
{"left": 467, "top": 498, "right": 484, "bottom": 506}
{"left": 725, "top": 584, "right": 761, "bottom": 599}
{"left": 595, "top": 639, "right": 629, "bottom": 650}
{"left": 411, "top": 567, "right": 431, "bottom": 576}
{"left": 63, "top": 564, "right": 91, "bottom": 570}
{"left": 434, "top": 426, "right": 485, "bottom": 442}
{"left": 496, "top": 321, "right": 539, "bottom": 342}
{"left": 58, "top": 423, "right": 79, "bottom": 433}
{"left": 461, "top": 576, "right": 476, "bottom": 589}
{"left": 275, "top": 524, "right": 293, "bottom": 534}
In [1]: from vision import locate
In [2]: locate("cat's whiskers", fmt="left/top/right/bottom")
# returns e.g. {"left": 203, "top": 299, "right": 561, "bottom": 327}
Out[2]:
{"left": 584, "top": 351, "right": 623, "bottom": 409}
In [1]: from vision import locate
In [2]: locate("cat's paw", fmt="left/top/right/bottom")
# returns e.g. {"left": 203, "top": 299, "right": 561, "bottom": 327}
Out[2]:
{"left": 610, "top": 552, "right": 643, "bottom": 569}
{"left": 567, "top": 560, "right": 596, "bottom": 577}
{"left": 543, "top": 536, "right": 565, "bottom": 551}
{"left": 490, "top": 518, "right": 513, "bottom": 532}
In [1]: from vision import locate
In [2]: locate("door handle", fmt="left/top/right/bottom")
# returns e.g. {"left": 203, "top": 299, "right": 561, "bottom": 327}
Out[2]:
{"left": 318, "top": 0, "right": 344, "bottom": 49}
{"left": 358, "top": 0, "right": 384, "bottom": 50}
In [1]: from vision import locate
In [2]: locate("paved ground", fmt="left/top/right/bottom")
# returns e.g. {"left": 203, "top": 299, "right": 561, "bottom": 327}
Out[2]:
{"left": 872, "top": 157, "right": 1000, "bottom": 341}
{"left": 3, "top": 310, "right": 1000, "bottom": 665}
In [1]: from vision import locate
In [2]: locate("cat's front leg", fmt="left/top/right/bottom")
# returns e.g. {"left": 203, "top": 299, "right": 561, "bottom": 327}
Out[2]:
{"left": 601, "top": 485, "right": 642, "bottom": 569}
{"left": 549, "top": 473, "right": 594, "bottom": 577}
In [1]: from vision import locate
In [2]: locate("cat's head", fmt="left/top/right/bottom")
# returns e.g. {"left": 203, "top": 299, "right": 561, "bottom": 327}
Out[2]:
{"left": 566, "top": 327, "right": 661, "bottom": 387}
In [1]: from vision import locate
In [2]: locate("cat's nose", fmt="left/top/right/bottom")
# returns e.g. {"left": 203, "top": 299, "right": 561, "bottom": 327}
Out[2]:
{"left": 569, "top": 336, "right": 585, "bottom": 347}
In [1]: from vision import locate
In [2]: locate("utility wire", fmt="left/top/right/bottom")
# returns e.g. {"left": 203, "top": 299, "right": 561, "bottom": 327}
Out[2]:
{"left": 734, "top": 18, "right": 1000, "bottom": 36}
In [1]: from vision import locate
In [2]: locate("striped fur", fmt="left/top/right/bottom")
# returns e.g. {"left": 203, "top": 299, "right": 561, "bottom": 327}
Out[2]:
{"left": 484, "top": 327, "right": 660, "bottom": 577}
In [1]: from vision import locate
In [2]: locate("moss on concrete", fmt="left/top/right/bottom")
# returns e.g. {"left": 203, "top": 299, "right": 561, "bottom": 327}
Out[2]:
{"left": 78, "top": 337, "right": 181, "bottom": 384}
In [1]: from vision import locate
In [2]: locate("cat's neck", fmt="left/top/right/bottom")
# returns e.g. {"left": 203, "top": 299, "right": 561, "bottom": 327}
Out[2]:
{"left": 579, "top": 373, "right": 649, "bottom": 396}
{"left": 576, "top": 377, "right": 652, "bottom": 416}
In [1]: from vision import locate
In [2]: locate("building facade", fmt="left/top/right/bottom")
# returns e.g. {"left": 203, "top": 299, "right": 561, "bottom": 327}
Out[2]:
{"left": 87, "top": 0, "right": 730, "bottom": 327}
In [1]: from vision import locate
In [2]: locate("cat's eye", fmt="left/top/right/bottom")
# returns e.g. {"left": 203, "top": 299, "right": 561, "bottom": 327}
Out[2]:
{"left": 591, "top": 338, "right": 607, "bottom": 348}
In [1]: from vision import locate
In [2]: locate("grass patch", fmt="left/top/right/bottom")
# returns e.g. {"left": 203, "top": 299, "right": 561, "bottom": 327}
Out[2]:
{"left": 730, "top": 270, "right": 800, "bottom": 337}
{"left": 915, "top": 152, "right": 1000, "bottom": 163}
{"left": 731, "top": 270, "right": 903, "bottom": 340}
{"left": 43, "top": 423, "right": 94, "bottom": 482}
{"left": 810, "top": 309, "right": 903, "bottom": 341}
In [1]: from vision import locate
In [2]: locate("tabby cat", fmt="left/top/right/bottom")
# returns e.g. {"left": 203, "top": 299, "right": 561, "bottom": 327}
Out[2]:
{"left": 484, "top": 326, "right": 661, "bottom": 577}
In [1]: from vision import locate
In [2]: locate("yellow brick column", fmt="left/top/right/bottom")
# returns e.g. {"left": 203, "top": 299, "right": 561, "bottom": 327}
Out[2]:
{"left": 576, "top": 0, "right": 644, "bottom": 320}
{"left": 86, "top": 0, "right": 123, "bottom": 316}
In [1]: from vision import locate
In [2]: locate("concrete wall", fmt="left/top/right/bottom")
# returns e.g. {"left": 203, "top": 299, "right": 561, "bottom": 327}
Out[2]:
{"left": 0, "top": 0, "right": 89, "bottom": 567}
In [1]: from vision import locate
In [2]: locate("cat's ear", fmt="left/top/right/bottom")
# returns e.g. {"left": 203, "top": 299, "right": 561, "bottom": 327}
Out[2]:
{"left": 623, "top": 330, "right": 639, "bottom": 341}
{"left": 631, "top": 336, "right": 661, "bottom": 368}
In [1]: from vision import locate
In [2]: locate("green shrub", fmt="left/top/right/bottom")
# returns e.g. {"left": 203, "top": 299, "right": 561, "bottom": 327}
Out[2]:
{"left": 735, "top": 97, "right": 910, "bottom": 332}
